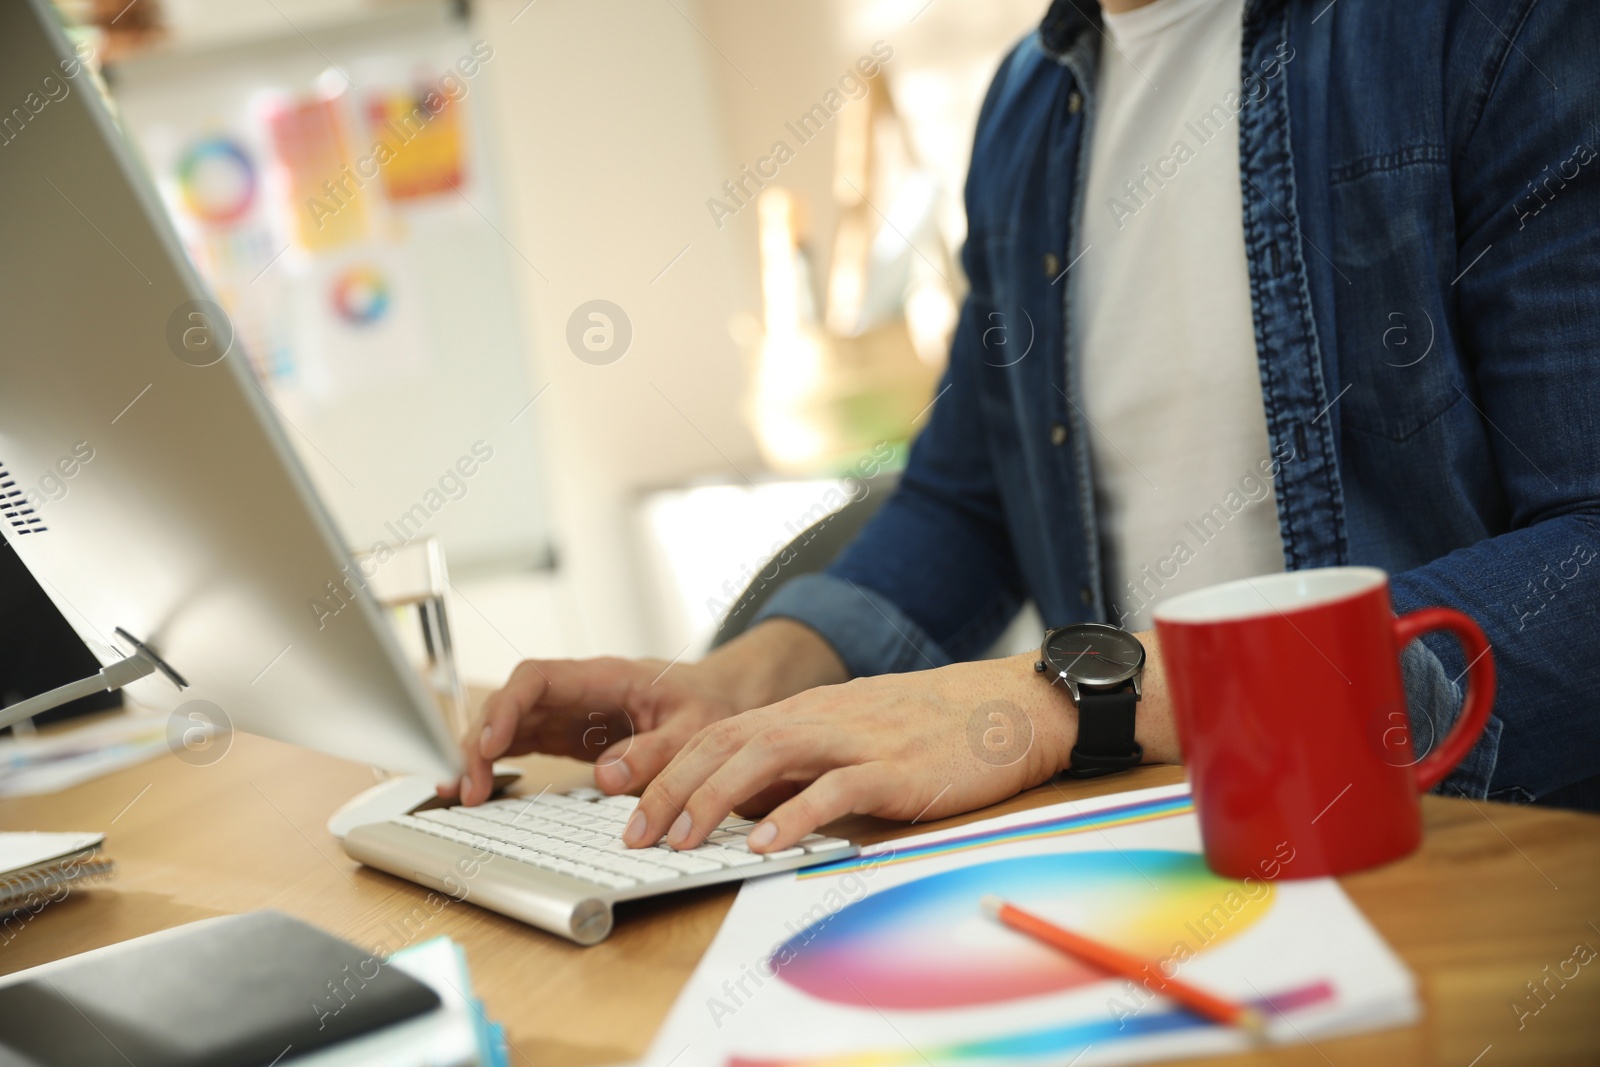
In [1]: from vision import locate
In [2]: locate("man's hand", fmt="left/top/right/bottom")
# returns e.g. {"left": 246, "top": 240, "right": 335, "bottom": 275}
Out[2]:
{"left": 622, "top": 638, "right": 1179, "bottom": 853}
{"left": 445, "top": 619, "right": 848, "bottom": 806}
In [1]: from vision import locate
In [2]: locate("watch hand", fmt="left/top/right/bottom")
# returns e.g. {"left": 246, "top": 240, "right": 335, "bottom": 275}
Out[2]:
{"left": 1061, "top": 648, "right": 1093, "bottom": 675}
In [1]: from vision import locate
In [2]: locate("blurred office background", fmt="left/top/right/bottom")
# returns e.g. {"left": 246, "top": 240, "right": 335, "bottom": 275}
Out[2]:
{"left": 19, "top": 0, "right": 1044, "bottom": 700}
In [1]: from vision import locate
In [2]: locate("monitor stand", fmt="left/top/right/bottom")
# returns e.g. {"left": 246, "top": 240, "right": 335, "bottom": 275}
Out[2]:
{"left": 0, "top": 627, "right": 186, "bottom": 731}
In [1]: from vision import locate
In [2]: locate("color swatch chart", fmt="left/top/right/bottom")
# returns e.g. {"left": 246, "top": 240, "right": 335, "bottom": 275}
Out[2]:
{"left": 643, "top": 783, "right": 1418, "bottom": 1067}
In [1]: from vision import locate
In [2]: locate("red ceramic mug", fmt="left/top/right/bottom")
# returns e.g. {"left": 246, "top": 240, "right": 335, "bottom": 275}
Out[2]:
{"left": 1152, "top": 566, "right": 1495, "bottom": 879}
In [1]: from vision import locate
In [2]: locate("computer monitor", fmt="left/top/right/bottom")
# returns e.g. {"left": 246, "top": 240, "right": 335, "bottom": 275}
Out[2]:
{"left": 0, "top": 0, "right": 462, "bottom": 780}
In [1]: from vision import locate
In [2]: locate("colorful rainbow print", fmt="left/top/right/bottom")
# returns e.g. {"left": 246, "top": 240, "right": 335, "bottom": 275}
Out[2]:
{"left": 777, "top": 851, "right": 1273, "bottom": 1010}
{"left": 331, "top": 265, "right": 391, "bottom": 326}
{"left": 798, "top": 790, "right": 1194, "bottom": 880}
{"left": 726, "top": 981, "right": 1335, "bottom": 1066}
{"left": 176, "top": 136, "right": 257, "bottom": 225}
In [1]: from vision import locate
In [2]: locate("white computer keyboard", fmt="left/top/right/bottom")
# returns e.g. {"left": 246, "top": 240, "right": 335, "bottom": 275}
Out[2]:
{"left": 340, "top": 789, "right": 857, "bottom": 945}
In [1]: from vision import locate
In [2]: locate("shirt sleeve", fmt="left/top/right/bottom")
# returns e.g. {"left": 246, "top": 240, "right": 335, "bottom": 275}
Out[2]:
{"left": 1389, "top": 1, "right": 1600, "bottom": 801}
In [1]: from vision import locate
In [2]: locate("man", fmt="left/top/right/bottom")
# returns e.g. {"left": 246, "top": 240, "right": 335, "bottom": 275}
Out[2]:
{"left": 452, "top": 0, "right": 1600, "bottom": 854}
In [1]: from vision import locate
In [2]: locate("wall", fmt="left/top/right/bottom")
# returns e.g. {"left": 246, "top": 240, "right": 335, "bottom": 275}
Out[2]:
{"left": 463, "top": 0, "right": 1048, "bottom": 669}
{"left": 472, "top": 0, "right": 765, "bottom": 660}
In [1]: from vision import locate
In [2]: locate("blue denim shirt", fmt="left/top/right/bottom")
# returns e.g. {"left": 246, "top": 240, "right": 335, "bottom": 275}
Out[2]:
{"left": 753, "top": 0, "right": 1600, "bottom": 802}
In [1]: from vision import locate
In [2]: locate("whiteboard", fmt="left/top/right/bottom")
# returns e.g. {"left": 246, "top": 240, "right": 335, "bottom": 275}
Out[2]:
{"left": 109, "top": 5, "right": 551, "bottom": 572}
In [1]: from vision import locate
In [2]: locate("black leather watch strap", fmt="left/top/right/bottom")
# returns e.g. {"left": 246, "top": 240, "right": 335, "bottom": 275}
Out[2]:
{"left": 1065, "top": 686, "right": 1142, "bottom": 778}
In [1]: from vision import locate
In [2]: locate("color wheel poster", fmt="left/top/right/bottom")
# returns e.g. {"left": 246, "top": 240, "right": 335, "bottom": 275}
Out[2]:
{"left": 643, "top": 784, "right": 1416, "bottom": 1067}
{"left": 291, "top": 253, "right": 427, "bottom": 400}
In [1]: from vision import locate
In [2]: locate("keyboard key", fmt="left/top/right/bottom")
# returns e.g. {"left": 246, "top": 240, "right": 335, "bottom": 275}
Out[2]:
{"left": 680, "top": 844, "right": 750, "bottom": 867}
{"left": 590, "top": 854, "right": 675, "bottom": 881}
{"left": 466, "top": 807, "right": 520, "bottom": 825}
{"left": 537, "top": 823, "right": 579, "bottom": 841}
{"left": 524, "top": 812, "right": 582, "bottom": 831}
{"left": 802, "top": 837, "right": 852, "bottom": 854}
{"left": 700, "top": 846, "right": 764, "bottom": 868}
{"left": 648, "top": 851, "right": 720, "bottom": 875}
{"left": 759, "top": 847, "right": 807, "bottom": 862}
{"left": 578, "top": 868, "right": 637, "bottom": 889}
{"left": 523, "top": 853, "right": 565, "bottom": 873}
{"left": 490, "top": 798, "right": 546, "bottom": 817}
{"left": 426, "top": 809, "right": 501, "bottom": 832}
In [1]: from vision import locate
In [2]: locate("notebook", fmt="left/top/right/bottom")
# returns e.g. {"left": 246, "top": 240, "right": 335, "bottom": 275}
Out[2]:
{"left": 0, "top": 831, "right": 114, "bottom": 913}
{"left": 0, "top": 911, "right": 442, "bottom": 1066}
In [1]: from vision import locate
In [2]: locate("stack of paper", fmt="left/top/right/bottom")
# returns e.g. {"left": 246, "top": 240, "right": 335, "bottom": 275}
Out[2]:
{"left": 0, "top": 714, "right": 170, "bottom": 797}
{"left": 0, "top": 831, "right": 115, "bottom": 914}
{"left": 643, "top": 783, "right": 1417, "bottom": 1067}
{"left": 294, "top": 937, "right": 509, "bottom": 1067}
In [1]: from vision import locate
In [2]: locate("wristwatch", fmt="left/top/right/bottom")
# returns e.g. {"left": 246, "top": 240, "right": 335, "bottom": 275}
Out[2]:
{"left": 1035, "top": 622, "right": 1145, "bottom": 778}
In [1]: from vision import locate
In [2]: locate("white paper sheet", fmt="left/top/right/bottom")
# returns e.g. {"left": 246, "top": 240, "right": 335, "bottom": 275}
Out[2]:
{"left": 643, "top": 784, "right": 1417, "bottom": 1067}
{"left": 0, "top": 832, "right": 104, "bottom": 876}
{"left": 0, "top": 714, "right": 168, "bottom": 797}
{"left": 290, "top": 937, "right": 489, "bottom": 1067}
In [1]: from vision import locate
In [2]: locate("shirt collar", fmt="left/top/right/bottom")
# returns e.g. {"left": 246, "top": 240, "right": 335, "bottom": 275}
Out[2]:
{"left": 1041, "top": 0, "right": 1270, "bottom": 59}
{"left": 1039, "top": 0, "right": 1103, "bottom": 59}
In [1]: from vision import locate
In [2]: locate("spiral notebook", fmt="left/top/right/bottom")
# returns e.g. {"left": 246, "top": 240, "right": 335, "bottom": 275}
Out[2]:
{"left": 0, "top": 831, "right": 115, "bottom": 913}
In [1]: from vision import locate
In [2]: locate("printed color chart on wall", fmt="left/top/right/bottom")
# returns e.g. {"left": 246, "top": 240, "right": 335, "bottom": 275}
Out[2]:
{"left": 111, "top": 7, "right": 551, "bottom": 570}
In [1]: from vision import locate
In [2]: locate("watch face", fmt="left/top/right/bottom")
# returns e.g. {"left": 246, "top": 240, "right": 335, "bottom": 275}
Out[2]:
{"left": 1045, "top": 624, "right": 1144, "bottom": 687}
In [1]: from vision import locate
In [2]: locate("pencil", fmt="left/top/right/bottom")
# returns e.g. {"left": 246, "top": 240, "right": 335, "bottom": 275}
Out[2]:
{"left": 980, "top": 895, "right": 1266, "bottom": 1034}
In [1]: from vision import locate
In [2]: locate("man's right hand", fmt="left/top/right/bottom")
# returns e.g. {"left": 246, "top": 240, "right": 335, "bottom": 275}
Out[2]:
{"left": 447, "top": 618, "right": 848, "bottom": 806}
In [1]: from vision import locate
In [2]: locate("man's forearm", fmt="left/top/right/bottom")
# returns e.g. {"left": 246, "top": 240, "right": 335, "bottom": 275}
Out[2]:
{"left": 698, "top": 618, "right": 850, "bottom": 711}
{"left": 703, "top": 617, "right": 1183, "bottom": 772}
{"left": 1388, "top": 514, "right": 1600, "bottom": 798}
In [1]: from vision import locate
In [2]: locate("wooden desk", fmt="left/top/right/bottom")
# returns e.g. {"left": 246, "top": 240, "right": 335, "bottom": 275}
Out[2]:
{"left": 2, "top": 726, "right": 1597, "bottom": 1067}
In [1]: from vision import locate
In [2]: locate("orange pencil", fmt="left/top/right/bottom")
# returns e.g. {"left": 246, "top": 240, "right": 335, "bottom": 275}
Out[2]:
{"left": 980, "top": 895, "right": 1266, "bottom": 1034}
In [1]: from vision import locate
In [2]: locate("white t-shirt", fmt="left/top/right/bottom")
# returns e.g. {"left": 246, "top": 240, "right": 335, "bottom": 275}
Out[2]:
{"left": 1069, "top": 0, "right": 1285, "bottom": 631}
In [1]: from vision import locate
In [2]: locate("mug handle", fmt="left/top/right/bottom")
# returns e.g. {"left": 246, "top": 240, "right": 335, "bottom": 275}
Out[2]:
{"left": 1392, "top": 608, "right": 1497, "bottom": 793}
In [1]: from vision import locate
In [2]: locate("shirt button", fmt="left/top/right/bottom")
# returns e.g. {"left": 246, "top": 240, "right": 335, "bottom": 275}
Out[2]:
{"left": 1049, "top": 422, "right": 1067, "bottom": 446}
{"left": 1043, "top": 252, "right": 1060, "bottom": 277}
{"left": 1067, "top": 91, "right": 1083, "bottom": 114}
{"left": 1080, "top": 585, "right": 1094, "bottom": 606}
